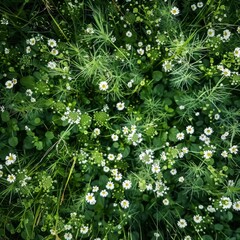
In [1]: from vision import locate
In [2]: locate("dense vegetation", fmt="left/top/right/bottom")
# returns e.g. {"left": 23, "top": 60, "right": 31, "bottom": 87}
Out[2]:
{"left": 0, "top": 0, "right": 240, "bottom": 239}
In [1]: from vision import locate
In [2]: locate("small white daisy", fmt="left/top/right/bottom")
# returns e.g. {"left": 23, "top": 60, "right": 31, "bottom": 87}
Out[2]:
{"left": 116, "top": 102, "right": 125, "bottom": 111}
{"left": 99, "top": 81, "right": 109, "bottom": 91}
{"left": 177, "top": 219, "right": 187, "bottom": 228}
{"left": 120, "top": 199, "right": 129, "bottom": 209}
{"left": 171, "top": 6, "right": 180, "bottom": 15}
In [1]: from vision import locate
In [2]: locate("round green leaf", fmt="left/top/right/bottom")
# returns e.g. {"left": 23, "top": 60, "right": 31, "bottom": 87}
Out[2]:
{"left": 8, "top": 136, "right": 18, "bottom": 147}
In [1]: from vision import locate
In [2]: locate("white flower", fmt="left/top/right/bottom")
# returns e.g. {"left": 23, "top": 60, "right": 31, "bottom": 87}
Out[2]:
{"left": 5, "top": 153, "right": 17, "bottom": 166}
{"left": 50, "top": 229, "right": 57, "bottom": 235}
{"left": 99, "top": 81, "right": 109, "bottom": 91}
{"left": 48, "top": 39, "right": 57, "bottom": 48}
{"left": 193, "top": 214, "right": 203, "bottom": 223}
{"left": 120, "top": 199, "right": 129, "bottom": 209}
{"left": 111, "top": 134, "right": 119, "bottom": 141}
{"left": 126, "top": 43, "right": 132, "bottom": 50}
{"left": 47, "top": 61, "right": 57, "bottom": 69}
{"left": 182, "top": 147, "right": 189, "bottom": 154}
{"left": 197, "top": 2, "right": 204, "bottom": 8}
{"left": 122, "top": 180, "right": 132, "bottom": 189}
{"left": 80, "top": 225, "right": 89, "bottom": 234}
{"left": 176, "top": 132, "right": 185, "bottom": 140}
{"left": 221, "top": 151, "right": 228, "bottom": 158}
{"left": 162, "top": 60, "right": 174, "bottom": 72}
{"left": 229, "top": 145, "right": 238, "bottom": 154}
{"left": 126, "top": 31, "right": 132, "bottom": 37}
{"left": 222, "top": 68, "right": 231, "bottom": 77}
{"left": 207, "top": 28, "right": 215, "bottom": 37}
{"left": 223, "top": 29, "right": 231, "bottom": 40}
{"left": 85, "top": 193, "right": 96, "bottom": 205}
{"left": 92, "top": 186, "right": 99, "bottom": 192}
{"left": 26, "top": 89, "right": 33, "bottom": 96}
{"left": 51, "top": 48, "right": 59, "bottom": 55}
{"left": 5, "top": 80, "right": 14, "bottom": 89}
{"left": 94, "top": 128, "right": 101, "bottom": 136}
{"left": 199, "top": 134, "right": 207, "bottom": 141}
{"left": 114, "top": 173, "right": 122, "bottom": 181}
{"left": 191, "top": 4, "right": 197, "bottom": 11}
{"left": 116, "top": 102, "right": 125, "bottom": 111}
{"left": 86, "top": 27, "right": 94, "bottom": 34}
{"left": 30, "top": 97, "right": 36, "bottom": 103}
{"left": 171, "top": 6, "right": 180, "bottom": 15}
{"left": 207, "top": 205, "right": 216, "bottom": 213}
{"left": 106, "top": 181, "right": 114, "bottom": 190}
{"left": 64, "top": 232, "right": 72, "bottom": 240}
{"left": 116, "top": 153, "right": 122, "bottom": 160}
{"left": 137, "top": 48, "right": 144, "bottom": 55}
{"left": 178, "top": 176, "right": 185, "bottom": 183}
{"left": 220, "top": 196, "right": 232, "bottom": 209}
{"left": 29, "top": 37, "right": 36, "bottom": 46}
{"left": 234, "top": 47, "right": 240, "bottom": 58}
{"left": 151, "top": 163, "right": 161, "bottom": 174}
{"left": 186, "top": 125, "right": 194, "bottom": 134}
{"left": 233, "top": 201, "right": 240, "bottom": 211}
{"left": 204, "top": 127, "right": 213, "bottom": 136}
{"left": 177, "top": 219, "right": 187, "bottom": 228}
{"left": 163, "top": 198, "right": 169, "bottom": 205}
{"left": 100, "top": 189, "right": 108, "bottom": 197}
{"left": 26, "top": 46, "right": 31, "bottom": 53}
{"left": 170, "top": 169, "right": 177, "bottom": 175}
{"left": 139, "top": 149, "right": 154, "bottom": 164}
{"left": 4, "top": 48, "right": 9, "bottom": 54}
{"left": 184, "top": 236, "right": 192, "bottom": 240}
{"left": 214, "top": 113, "right": 220, "bottom": 120}
{"left": 203, "top": 150, "right": 213, "bottom": 159}
{"left": 108, "top": 153, "right": 115, "bottom": 161}
{"left": 7, "top": 174, "right": 16, "bottom": 183}
{"left": 64, "top": 225, "right": 72, "bottom": 230}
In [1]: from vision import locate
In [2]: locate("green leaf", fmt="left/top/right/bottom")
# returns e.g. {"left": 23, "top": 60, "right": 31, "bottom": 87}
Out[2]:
{"left": 227, "top": 211, "right": 233, "bottom": 221}
{"left": 168, "top": 128, "right": 179, "bottom": 142}
{"left": 121, "top": 146, "right": 130, "bottom": 157}
{"left": 8, "top": 136, "right": 18, "bottom": 147}
{"left": 202, "top": 236, "right": 213, "bottom": 240}
{"left": 153, "top": 71, "right": 163, "bottom": 82}
{"left": 23, "top": 136, "right": 34, "bottom": 149}
{"left": 1, "top": 111, "right": 10, "bottom": 122}
{"left": 34, "top": 141, "right": 43, "bottom": 150}
{"left": 153, "top": 84, "right": 164, "bottom": 96}
{"left": 45, "top": 131, "right": 54, "bottom": 140}
{"left": 34, "top": 118, "right": 41, "bottom": 125}
{"left": 20, "top": 76, "right": 36, "bottom": 89}
{"left": 214, "top": 224, "right": 224, "bottom": 231}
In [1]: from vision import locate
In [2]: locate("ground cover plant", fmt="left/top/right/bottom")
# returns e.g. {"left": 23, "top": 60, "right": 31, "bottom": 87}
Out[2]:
{"left": 0, "top": 0, "right": 240, "bottom": 239}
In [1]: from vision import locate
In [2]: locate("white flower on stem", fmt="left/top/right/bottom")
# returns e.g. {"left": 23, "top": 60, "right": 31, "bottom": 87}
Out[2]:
{"left": 7, "top": 174, "right": 16, "bottom": 183}
{"left": 122, "top": 180, "right": 132, "bottom": 189}
{"left": 5, "top": 153, "right": 17, "bottom": 166}
{"left": 234, "top": 47, "right": 240, "bottom": 58}
{"left": 177, "top": 219, "right": 187, "bottom": 228}
{"left": 171, "top": 6, "right": 180, "bottom": 15}
{"left": 120, "top": 199, "right": 129, "bottom": 209}
{"left": 193, "top": 214, "right": 203, "bottom": 223}
{"left": 5, "top": 80, "right": 14, "bottom": 89}
{"left": 85, "top": 193, "right": 96, "bottom": 205}
{"left": 99, "top": 81, "right": 109, "bottom": 91}
{"left": 116, "top": 102, "right": 125, "bottom": 110}
{"left": 207, "top": 29, "right": 215, "bottom": 37}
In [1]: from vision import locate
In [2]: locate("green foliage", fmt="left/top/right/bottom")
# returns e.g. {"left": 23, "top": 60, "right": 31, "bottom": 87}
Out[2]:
{"left": 0, "top": 0, "right": 240, "bottom": 239}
